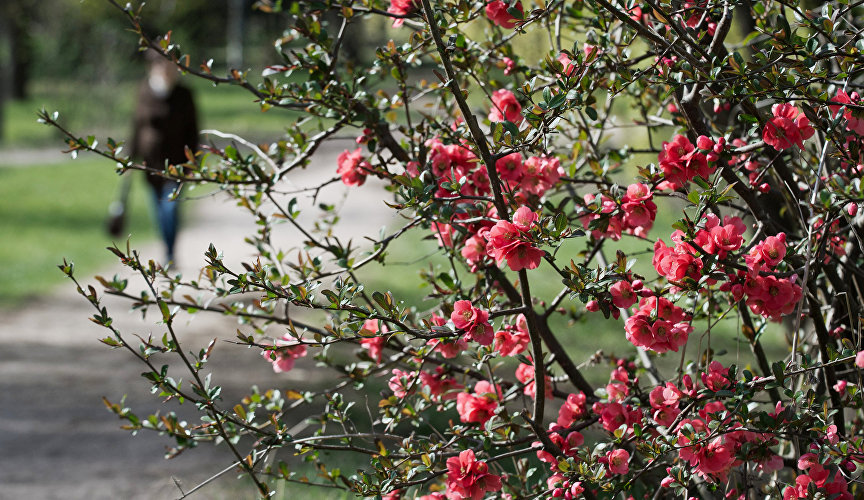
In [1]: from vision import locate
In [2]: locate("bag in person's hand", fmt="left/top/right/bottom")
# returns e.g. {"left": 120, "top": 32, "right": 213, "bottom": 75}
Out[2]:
{"left": 106, "top": 175, "right": 132, "bottom": 238}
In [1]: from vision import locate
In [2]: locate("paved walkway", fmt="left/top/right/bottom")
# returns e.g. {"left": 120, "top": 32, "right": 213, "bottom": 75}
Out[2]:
{"left": 0, "top": 143, "right": 399, "bottom": 499}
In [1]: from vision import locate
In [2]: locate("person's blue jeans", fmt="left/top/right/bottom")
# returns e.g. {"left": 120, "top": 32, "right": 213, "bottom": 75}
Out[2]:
{"left": 151, "top": 181, "right": 180, "bottom": 263}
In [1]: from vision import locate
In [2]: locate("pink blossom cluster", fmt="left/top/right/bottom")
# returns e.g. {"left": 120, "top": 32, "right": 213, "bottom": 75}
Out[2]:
{"left": 496, "top": 153, "right": 564, "bottom": 198}
{"left": 455, "top": 381, "right": 500, "bottom": 425}
{"left": 492, "top": 314, "right": 530, "bottom": 357}
{"left": 783, "top": 464, "right": 852, "bottom": 500}
{"left": 485, "top": 1, "right": 523, "bottom": 29}
{"left": 451, "top": 300, "right": 494, "bottom": 345}
{"left": 485, "top": 206, "right": 544, "bottom": 271}
{"left": 592, "top": 400, "right": 642, "bottom": 434}
{"left": 671, "top": 399, "right": 783, "bottom": 482}
{"left": 557, "top": 392, "right": 588, "bottom": 427}
{"left": 624, "top": 296, "right": 692, "bottom": 353}
{"left": 653, "top": 214, "right": 745, "bottom": 285}
{"left": 831, "top": 90, "right": 864, "bottom": 135}
{"left": 515, "top": 360, "right": 552, "bottom": 399}
{"left": 418, "top": 366, "right": 464, "bottom": 401}
{"left": 546, "top": 475, "right": 584, "bottom": 499}
{"left": 719, "top": 233, "right": 803, "bottom": 321}
{"left": 445, "top": 450, "right": 502, "bottom": 500}
{"left": 459, "top": 206, "right": 545, "bottom": 272}
{"left": 580, "top": 183, "right": 658, "bottom": 240}
{"left": 605, "top": 364, "right": 633, "bottom": 402}
{"left": 536, "top": 423, "right": 584, "bottom": 467}
{"left": 763, "top": 103, "right": 815, "bottom": 151}
{"left": 426, "top": 313, "right": 469, "bottom": 358}
{"left": 425, "top": 137, "right": 490, "bottom": 198}
{"left": 261, "top": 335, "right": 308, "bottom": 373}
{"left": 336, "top": 147, "right": 371, "bottom": 186}
{"left": 657, "top": 134, "right": 717, "bottom": 190}
{"left": 649, "top": 382, "right": 683, "bottom": 426}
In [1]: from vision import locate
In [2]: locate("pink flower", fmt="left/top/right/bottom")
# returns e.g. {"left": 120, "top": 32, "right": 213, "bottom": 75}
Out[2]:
{"left": 834, "top": 379, "right": 848, "bottom": 395}
{"left": 649, "top": 383, "right": 683, "bottom": 408}
{"left": 501, "top": 56, "right": 516, "bottom": 75}
{"left": 337, "top": 148, "right": 371, "bottom": 186}
{"left": 262, "top": 335, "right": 308, "bottom": 373}
{"left": 445, "top": 449, "right": 502, "bottom": 499}
{"left": 493, "top": 317, "right": 529, "bottom": 356}
{"left": 606, "top": 449, "right": 630, "bottom": 475}
{"left": 388, "top": 368, "right": 417, "bottom": 398}
{"left": 856, "top": 350, "right": 864, "bottom": 368}
{"left": 520, "top": 156, "right": 563, "bottom": 196}
{"left": 763, "top": 103, "right": 814, "bottom": 150}
{"left": 658, "top": 134, "right": 714, "bottom": 189}
{"left": 701, "top": 361, "right": 731, "bottom": 392}
{"left": 382, "top": 490, "right": 402, "bottom": 500}
{"left": 387, "top": 0, "right": 418, "bottom": 27}
{"left": 485, "top": 1, "right": 523, "bottom": 29}
{"left": 360, "top": 319, "right": 387, "bottom": 363}
{"left": 610, "top": 281, "right": 637, "bottom": 308}
{"left": 418, "top": 494, "right": 446, "bottom": 500}
{"left": 487, "top": 208, "right": 544, "bottom": 272}
{"left": 832, "top": 90, "right": 864, "bottom": 135}
{"left": 695, "top": 438, "right": 735, "bottom": 479}
{"left": 489, "top": 89, "right": 522, "bottom": 124}
{"left": 557, "top": 392, "right": 587, "bottom": 427}
{"left": 419, "top": 366, "right": 464, "bottom": 400}
{"left": 456, "top": 381, "right": 500, "bottom": 425}
{"left": 495, "top": 152, "right": 524, "bottom": 182}
{"left": 556, "top": 52, "right": 576, "bottom": 76}
{"left": 515, "top": 361, "right": 553, "bottom": 399}
{"left": 451, "top": 300, "right": 494, "bottom": 345}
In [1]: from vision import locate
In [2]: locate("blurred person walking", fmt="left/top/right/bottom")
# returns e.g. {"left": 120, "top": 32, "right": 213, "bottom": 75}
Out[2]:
{"left": 129, "top": 50, "right": 199, "bottom": 265}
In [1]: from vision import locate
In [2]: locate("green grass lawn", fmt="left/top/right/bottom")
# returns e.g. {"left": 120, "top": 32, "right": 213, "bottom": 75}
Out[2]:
{"left": 0, "top": 158, "right": 155, "bottom": 308}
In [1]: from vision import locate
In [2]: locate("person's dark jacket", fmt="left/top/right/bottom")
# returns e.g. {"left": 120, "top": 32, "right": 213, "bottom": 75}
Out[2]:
{"left": 129, "top": 83, "right": 198, "bottom": 190}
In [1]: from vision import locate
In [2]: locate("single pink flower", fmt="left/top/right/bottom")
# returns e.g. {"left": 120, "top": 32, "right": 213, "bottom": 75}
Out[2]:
{"left": 488, "top": 89, "right": 522, "bottom": 124}
{"left": 262, "top": 335, "right": 308, "bottom": 373}
{"left": 387, "top": 0, "right": 418, "bottom": 27}
{"left": 485, "top": 1, "right": 523, "bottom": 29}
{"left": 360, "top": 318, "right": 387, "bottom": 363}
{"left": 337, "top": 148, "right": 370, "bottom": 186}
{"left": 445, "top": 449, "right": 502, "bottom": 499}
{"left": 606, "top": 449, "right": 630, "bottom": 475}
{"left": 455, "top": 381, "right": 500, "bottom": 425}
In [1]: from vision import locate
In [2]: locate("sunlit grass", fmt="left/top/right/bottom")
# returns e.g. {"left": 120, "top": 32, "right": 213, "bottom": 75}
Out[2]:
{"left": 0, "top": 158, "right": 155, "bottom": 307}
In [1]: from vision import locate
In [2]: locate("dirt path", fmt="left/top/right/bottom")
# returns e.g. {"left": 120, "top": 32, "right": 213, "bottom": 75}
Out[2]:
{"left": 0, "top": 142, "right": 400, "bottom": 499}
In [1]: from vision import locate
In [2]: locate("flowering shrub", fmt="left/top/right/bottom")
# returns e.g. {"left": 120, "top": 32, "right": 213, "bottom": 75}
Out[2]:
{"left": 47, "top": 0, "right": 864, "bottom": 498}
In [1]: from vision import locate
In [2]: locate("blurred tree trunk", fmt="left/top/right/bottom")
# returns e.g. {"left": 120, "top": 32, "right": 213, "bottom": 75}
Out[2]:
{"left": 0, "top": 16, "right": 7, "bottom": 141}
{"left": 226, "top": 0, "right": 245, "bottom": 68}
{"left": 3, "top": 0, "right": 33, "bottom": 100}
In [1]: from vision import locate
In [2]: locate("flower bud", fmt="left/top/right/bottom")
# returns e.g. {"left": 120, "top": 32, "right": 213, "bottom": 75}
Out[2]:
{"left": 696, "top": 135, "right": 715, "bottom": 150}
